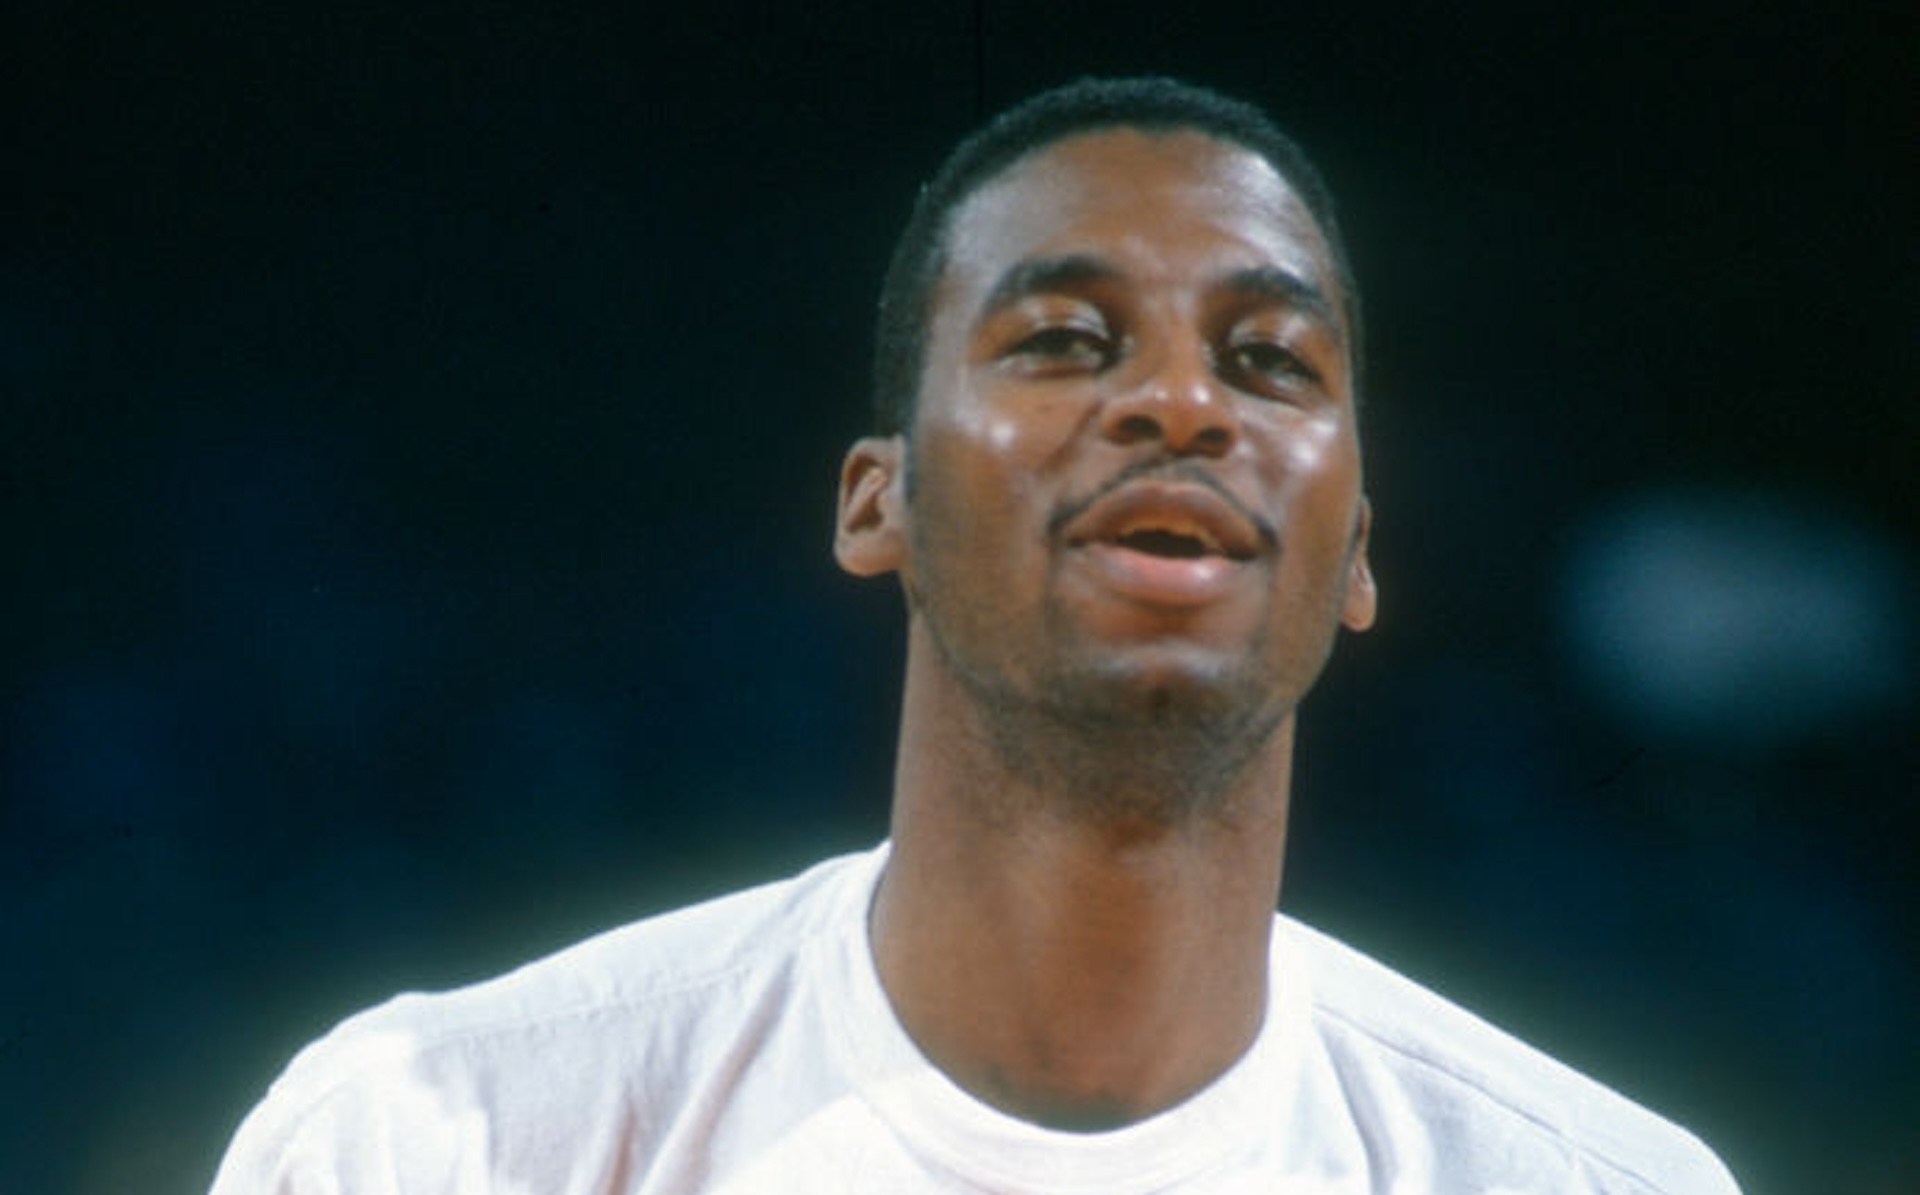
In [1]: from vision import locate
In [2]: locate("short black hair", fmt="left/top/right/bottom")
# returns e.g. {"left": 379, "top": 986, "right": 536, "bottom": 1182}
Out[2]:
{"left": 870, "top": 76, "right": 1362, "bottom": 435}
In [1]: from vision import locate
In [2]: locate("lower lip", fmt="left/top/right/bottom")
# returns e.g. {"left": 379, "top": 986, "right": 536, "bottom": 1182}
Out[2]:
{"left": 1076, "top": 543, "right": 1246, "bottom": 606}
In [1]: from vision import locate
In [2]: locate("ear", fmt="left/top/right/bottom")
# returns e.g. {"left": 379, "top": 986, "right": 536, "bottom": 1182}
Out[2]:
{"left": 1341, "top": 495, "right": 1378, "bottom": 631}
{"left": 834, "top": 436, "right": 909, "bottom": 577}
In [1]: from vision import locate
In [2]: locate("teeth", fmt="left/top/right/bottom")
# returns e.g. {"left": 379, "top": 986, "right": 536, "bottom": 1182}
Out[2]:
{"left": 1113, "top": 522, "right": 1219, "bottom": 558}
{"left": 1119, "top": 521, "right": 1218, "bottom": 551}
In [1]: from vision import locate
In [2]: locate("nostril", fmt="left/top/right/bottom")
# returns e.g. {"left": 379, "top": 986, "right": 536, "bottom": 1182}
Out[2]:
{"left": 1113, "top": 413, "right": 1160, "bottom": 442}
{"left": 1191, "top": 426, "right": 1232, "bottom": 454}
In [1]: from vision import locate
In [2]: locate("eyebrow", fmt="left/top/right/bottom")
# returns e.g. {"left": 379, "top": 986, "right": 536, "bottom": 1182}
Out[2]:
{"left": 975, "top": 254, "right": 1122, "bottom": 323}
{"left": 975, "top": 254, "right": 1343, "bottom": 346}
{"left": 1220, "top": 265, "right": 1344, "bottom": 346}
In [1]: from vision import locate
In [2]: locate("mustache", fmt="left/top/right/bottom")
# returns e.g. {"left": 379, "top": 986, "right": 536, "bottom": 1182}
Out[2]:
{"left": 1048, "top": 459, "right": 1279, "bottom": 551}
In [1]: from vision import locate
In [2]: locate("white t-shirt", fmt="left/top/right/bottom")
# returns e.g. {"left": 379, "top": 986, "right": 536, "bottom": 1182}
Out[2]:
{"left": 211, "top": 845, "right": 1740, "bottom": 1194}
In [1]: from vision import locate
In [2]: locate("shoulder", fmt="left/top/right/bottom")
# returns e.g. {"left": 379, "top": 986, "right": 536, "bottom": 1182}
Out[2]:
{"left": 211, "top": 848, "right": 882, "bottom": 1194}
{"left": 327, "top": 846, "right": 872, "bottom": 1059}
{"left": 1282, "top": 916, "right": 1741, "bottom": 1195}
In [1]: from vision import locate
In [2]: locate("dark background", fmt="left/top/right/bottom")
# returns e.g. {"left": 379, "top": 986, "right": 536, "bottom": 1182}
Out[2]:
{"left": 4, "top": 3, "right": 1913, "bottom": 1193}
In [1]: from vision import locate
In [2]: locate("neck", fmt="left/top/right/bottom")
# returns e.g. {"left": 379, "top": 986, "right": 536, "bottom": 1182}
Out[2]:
{"left": 870, "top": 635, "right": 1294, "bottom": 1129}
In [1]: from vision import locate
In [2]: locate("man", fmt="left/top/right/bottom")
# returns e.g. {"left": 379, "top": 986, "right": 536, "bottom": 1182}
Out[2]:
{"left": 213, "top": 77, "right": 1741, "bottom": 1193}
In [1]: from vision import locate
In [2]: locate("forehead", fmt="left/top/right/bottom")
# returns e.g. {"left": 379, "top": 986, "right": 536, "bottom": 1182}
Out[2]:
{"left": 938, "top": 128, "right": 1341, "bottom": 318}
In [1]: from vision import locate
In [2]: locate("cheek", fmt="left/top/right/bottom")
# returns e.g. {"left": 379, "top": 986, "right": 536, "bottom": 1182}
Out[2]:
{"left": 1284, "top": 422, "right": 1332, "bottom": 476}
{"left": 1259, "top": 413, "right": 1353, "bottom": 506}
{"left": 909, "top": 416, "right": 1042, "bottom": 551}
{"left": 967, "top": 390, "right": 1083, "bottom": 469}
{"left": 985, "top": 414, "right": 1021, "bottom": 454}
{"left": 1258, "top": 416, "right": 1366, "bottom": 590}
{"left": 926, "top": 398, "right": 1080, "bottom": 515}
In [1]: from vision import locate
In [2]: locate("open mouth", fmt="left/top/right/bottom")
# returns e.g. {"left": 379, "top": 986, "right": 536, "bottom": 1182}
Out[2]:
{"left": 1061, "top": 479, "right": 1265, "bottom": 573}
{"left": 1113, "top": 528, "right": 1215, "bottom": 559}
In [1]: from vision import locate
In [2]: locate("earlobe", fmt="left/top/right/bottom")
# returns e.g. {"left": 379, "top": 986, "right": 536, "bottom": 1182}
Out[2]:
{"left": 834, "top": 436, "right": 908, "bottom": 577}
{"left": 1341, "top": 496, "right": 1378, "bottom": 631}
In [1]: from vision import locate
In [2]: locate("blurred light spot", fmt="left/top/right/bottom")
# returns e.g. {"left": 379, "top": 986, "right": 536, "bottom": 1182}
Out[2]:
{"left": 1557, "top": 487, "right": 1911, "bottom": 751}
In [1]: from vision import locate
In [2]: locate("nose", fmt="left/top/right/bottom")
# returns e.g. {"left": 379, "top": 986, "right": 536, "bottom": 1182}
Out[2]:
{"left": 1098, "top": 335, "right": 1239, "bottom": 457}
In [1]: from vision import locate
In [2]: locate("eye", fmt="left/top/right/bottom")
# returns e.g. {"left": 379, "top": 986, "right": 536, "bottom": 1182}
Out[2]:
{"left": 1006, "top": 324, "right": 1116, "bottom": 373}
{"left": 1225, "top": 337, "right": 1320, "bottom": 392}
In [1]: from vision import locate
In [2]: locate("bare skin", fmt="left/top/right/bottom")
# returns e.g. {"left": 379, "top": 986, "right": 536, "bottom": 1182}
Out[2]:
{"left": 874, "top": 648, "right": 1295, "bottom": 1127}
{"left": 835, "top": 129, "right": 1376, "bottom": 1129}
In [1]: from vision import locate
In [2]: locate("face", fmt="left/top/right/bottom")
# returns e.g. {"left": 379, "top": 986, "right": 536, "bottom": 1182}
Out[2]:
{"left": 838, "top": 128, "right": 1376, "bottom": 737}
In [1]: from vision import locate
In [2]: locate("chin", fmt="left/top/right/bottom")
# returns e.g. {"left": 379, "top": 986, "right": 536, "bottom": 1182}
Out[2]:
{"left": 1046, "top": 644, "right": 1267, "bottom": 726}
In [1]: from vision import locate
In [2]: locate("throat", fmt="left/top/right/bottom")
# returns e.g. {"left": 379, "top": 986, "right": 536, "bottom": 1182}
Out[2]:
{"left": 871, "top": 823, "right": 1278, "bottom": 1131}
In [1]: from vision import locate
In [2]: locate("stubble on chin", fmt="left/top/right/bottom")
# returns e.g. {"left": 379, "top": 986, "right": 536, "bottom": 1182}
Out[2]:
{"left": 926, "top": 615, "right": 1293, "bottom": 831}
{"left": 901, "top": 492, "right": 1305, "bottom": 831}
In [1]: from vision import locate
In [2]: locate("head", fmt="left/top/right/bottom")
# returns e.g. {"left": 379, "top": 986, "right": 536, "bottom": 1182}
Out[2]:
{"left": 871, "top": 76, "right": 1363, "bottom": 438}
{"left": 838, "top": 80, "right": 1375, "bottom": 823}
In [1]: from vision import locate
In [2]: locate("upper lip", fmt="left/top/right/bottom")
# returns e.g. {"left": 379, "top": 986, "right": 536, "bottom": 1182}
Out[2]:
{"left": 1060, "top": 479, "right": 1265, "bottom": 561}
